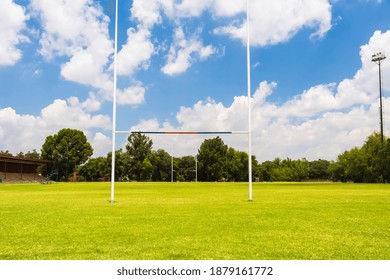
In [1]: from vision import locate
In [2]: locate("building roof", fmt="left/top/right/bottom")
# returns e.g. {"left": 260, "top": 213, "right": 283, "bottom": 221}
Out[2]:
{"left": 0, "top": 155, "right": 50, "bottom": 165}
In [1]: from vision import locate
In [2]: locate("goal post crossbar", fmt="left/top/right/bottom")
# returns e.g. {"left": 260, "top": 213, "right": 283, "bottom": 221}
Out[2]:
{"left": 116, "top": 131, "right": 249, "bottom": 135}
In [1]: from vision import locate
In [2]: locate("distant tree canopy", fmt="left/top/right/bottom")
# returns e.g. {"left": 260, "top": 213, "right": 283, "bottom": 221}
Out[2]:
{"left": 2, "top": 131, "right": 389, "bottom": 183}
{"left": 78, "top": 135, "right": 257, "bottom": 182}
{"left": 126, "top": 133, "right": 154, "bottom": 181}
{"left": 1, "top": 149, "right": 41, "bottom": 158}
{"left": 0, "top": 150, "right": 13, "bottom": 156}
{"left": 329, "top": 133, "right": 390, "bottom": 183}
{"left": 197, "top": 137, "right": 229, "bottom": 181}
{"left": 75, "top": 132, "right": 390, "bottom": 183}
{"left": 258, "top": 158, "right": 311, "bottom": 182}
{"left": 257, "top": 133, "right": 390, "bottom": 183}
{"left": 78, "top": 156, "right": 109, "bottom": 182}
{"left": 41, "top": 128, "right": 93, "bottom": 181}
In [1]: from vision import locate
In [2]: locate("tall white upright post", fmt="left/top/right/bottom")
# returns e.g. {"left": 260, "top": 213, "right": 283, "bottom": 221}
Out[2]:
{"left": 110, "top": 0, "right": 119, "bottom": 203}
{"left": 246, "top": 0, "right": 253, "bottom": 201}
{"left": 171, "top": 142, "right": 174, "bottom": 182}
{"left": 195, "top": 155, "right": 198, "bottom": 183}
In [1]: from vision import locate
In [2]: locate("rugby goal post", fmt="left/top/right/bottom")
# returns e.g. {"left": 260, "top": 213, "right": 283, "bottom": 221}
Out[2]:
{"left": 110, "top": 0, "right": 253, "bottom": 202}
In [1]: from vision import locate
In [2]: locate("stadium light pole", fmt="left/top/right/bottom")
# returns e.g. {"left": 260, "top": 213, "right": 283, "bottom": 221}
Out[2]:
{"left": 246, "top": 0, "right": 253, "bottom": 201}
{"left": 110, "top": 0, "right": 119, "bottom": 203}
{"left": 371, "top": 52, "right": 386, "bottom": 144}
{"left": 372, "top": 52, "right": 386, "bottom": 184}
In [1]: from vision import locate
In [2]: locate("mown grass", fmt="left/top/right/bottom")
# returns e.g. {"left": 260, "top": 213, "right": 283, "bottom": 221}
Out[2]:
{"left": 0, "top": 182, "right": 389, "bottom": 260}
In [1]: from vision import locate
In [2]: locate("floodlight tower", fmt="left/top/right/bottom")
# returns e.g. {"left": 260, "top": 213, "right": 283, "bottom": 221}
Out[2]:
{"left": 371, "top": 52, "right": 386, "bottom": 144}
{"left": 372, "top": 52, "right": 386, "bottom": 184}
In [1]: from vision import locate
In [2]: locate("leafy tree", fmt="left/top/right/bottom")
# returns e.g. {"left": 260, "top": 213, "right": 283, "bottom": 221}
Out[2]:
{"left": 0, "top": 150, "right": 12, "bottom": 156}
{"left": 226, "top": 148, "right": 248, "bottom": 182}
{"left": 309, "top": 159, "right": 331, "bottom": 180}
{"left": 328, "top": 133, "right": 390, "bottom": 183}
{"left": 271, "top": 158, "right": 298, "bottom": 181}
{"left": 383, "top": 138, "right": 390, "bottom": 182}
{"left": 362, "top": 132, "right": 387, "bottom": 183}
{"left": 126, "top": 133, "right": 153, "bottom": 181}
{"left": 41, "top": 128, "right": 93, "bottom": 181}
{"left": 258, "top": 160, "right": 275, "bottom": 181}
{"left": 258, "top": 157, "right": 309, "bottom": 182}
{"left": 25, "top": 149, "right": 41, "bottom": 159}
{"left": 15, "top": 152, "right": 25, "bottom": 158}
{"left": 328, "top": 161, "right": 346, "bottom": 182}
{"left": 140, "top": 158, "right": 154, "bottom": 181}
{"left": 107, "top": 149, "right": 131, "bottom": 181}
{"left": 197, "top": 137, "right": 228, "bottom": 181}
{"left": 1, "top": 150, "right": 41, "bottom": 159}
{"left": 149, "top": 149, "right": 171, "bottom": 181}
{"left": 177, "top": 155, "right": 197, "bottom": 181}
{"left": 78, "top": 157, "right": 109, "bottom": 181}
{"left": 340, "top": 148, "right": 366, "bottom": 182}
{"left": 293, "top": 158, "right": 310, "bottom": 181}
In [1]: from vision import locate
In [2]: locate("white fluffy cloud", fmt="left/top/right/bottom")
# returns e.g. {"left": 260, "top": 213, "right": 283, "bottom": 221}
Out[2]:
{"left": 0, "top": 0, "right": 29, "bottom": 66}
{"left": 215, "top": 0, "right": 332, "bottom": 46}
{"left": 30, "top": 0, "right": 148, "bottom": 107}
{"left": 117, "top": 84, "right": 146, "bottom": 106}
{"left": 0, "top": 98, "right": 110, "bottom": 156}
{"left": 161, "top": 27, "right": 216, "bottom": 75}
{"left": 130, "top": 0, "right": 331, "bottom": 77}
{"left": 130, "top": 0, "right": 166, "bottom": 28}
{"left": 130, "top": 0, "right": 243, "bottom": 25}
{"left": 90, "top": 132, "right": 112, "bottom": 157}
{"left": 31, "top": 0, "right": 113, "bottom": 89}
{"left": 116, "top": 27, "right": 154, "bottom": 76}
{"left": 174, "top": 0, "right": 245, "bottom": 18}
{"left": 26, "top": 0, "right": 333, "bottom": 109}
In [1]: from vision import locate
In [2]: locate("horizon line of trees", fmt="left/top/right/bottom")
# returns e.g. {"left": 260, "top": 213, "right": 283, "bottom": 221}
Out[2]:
{"left": 2, "top": 129, "right": 390, "bottom": 183}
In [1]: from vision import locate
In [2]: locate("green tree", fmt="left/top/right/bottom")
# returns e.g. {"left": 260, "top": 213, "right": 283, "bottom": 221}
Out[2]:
{"left": 226, "top": 148, "right": 249, "bottom": 182}
{"left": 78, "top": 157, "right": 109, "bottom": 181}
{"left": 178, "top": 155, "right": 196, "bottom": 181}
{"left": 149, "top": 149, "right": 171, "bottom": 181}
{"left": 0, "top": 150, "right": 12, "bottom": 156}
{"left": 107, "top": 149, "right": 131, "bottom": 181}
{"left": 383, "top": 138, "right": 390, "bottom": 182}
{"left": 328, "top": 160, "right": 346, "bottom": 182}
{"left": 25, "top": 149, "right": 41, "bottom": 159}
{"left": 15, "top": 152, "right": 25, "bottom": 158}
{"left": 260, "top": 157, "right": 309, "bottom": 182}
{"left": 362, "top": 132, "right": 387, "bottom": 183}
{"left": 258, "top": 160, "right": 275, "bottom": 181}
{"left": 340, "top": 147, "right": 366, "bottom": 182}
{"left": 197, "top": 137, "right": 228, "bottom": 181}
{"left": 126, "top": 133, "right": 153, "bottom": 181}
{"left": 309, "top": 159, "right": 330, "bottom": 180}
{"left": 329, "top": 133, "right": 390, "bottom": 183}
{"left": 41, "top": 128, "right": 93, "bottom": 181}
{"left": 140, "top": 158, "right": 154, "bottom": 181}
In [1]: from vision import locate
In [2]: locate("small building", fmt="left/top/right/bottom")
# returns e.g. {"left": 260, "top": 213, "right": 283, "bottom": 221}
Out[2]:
{"left": 0, "top": 155, "right": 50, "bottom": 183}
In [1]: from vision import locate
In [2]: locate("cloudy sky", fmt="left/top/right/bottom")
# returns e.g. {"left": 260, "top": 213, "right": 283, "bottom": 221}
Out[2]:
{"left": 1, "top": 0, "right": 389, "bottom": 162}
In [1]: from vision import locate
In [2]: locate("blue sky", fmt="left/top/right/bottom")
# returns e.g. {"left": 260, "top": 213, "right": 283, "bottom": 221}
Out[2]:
{"left": 1, "top": 0, "right": 390, "bottom": 162}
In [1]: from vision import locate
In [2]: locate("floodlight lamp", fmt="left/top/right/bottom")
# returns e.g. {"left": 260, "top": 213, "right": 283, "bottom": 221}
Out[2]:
{"left": 371, "top": 52, "right": 386, "bottom": 62}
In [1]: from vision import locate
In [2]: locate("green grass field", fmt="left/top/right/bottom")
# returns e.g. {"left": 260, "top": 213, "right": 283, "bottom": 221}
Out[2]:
{"left": 0, "top": 182, "right": 389, "bottom": 260}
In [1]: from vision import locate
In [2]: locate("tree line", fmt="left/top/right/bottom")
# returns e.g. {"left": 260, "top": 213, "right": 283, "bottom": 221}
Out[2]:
{"left": 2, "top": 128, "right": 389, "bottom": 183}
{"left": 79, "top": 134, "right": 257, "bottom": 182}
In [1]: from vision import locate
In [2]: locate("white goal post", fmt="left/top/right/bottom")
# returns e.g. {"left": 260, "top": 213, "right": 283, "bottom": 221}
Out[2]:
{"left": 110, "top": 0, "right": 253, "bottom": 202}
